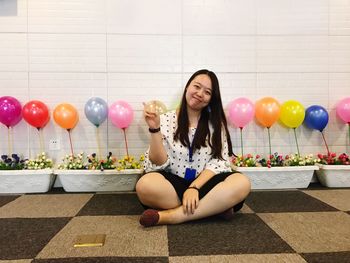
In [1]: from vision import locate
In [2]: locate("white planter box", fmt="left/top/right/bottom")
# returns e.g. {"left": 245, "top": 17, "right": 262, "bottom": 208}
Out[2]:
{"left": 0, "top": 169, "right": 55, "bottom": 194}
{"left": 56, "top": 169, "right": 143, "bottom": 192}
{"left": 315, "top": 164, "right": 350, "bottom": 188}
{"left": 233, "top": 166, "right": 319, "bottom": 189}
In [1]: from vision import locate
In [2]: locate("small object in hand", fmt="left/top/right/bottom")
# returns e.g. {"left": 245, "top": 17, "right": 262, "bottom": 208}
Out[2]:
{"left": 144, "top": 100, "right": 167, "bottom": 115}
{"left": 73, "top": 234, "right": 106, "bottom": 247}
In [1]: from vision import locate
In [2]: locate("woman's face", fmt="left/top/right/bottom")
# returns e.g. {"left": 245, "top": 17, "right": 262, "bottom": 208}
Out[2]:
{"left": 185, "top": 74, "right": 212, "bottom": 111}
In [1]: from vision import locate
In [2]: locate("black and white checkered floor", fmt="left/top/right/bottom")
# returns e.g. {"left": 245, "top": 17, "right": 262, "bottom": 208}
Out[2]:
{"left": 1, "top": 184, "right": 350, "bottom": 263}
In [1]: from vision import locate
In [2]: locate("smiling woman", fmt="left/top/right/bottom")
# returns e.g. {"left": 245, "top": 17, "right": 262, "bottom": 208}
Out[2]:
{"left": 185, "top": 74, "right": 212, "bottom": 113}
{"left": 136, "top": 69, "right": 251, "bottom": 227}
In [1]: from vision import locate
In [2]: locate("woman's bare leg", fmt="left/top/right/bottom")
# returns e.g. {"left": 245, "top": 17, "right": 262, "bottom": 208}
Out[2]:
{"left": 158, "top": 173, "right": 251, "bottom": 224}
{"left": 136, "top": 172, "right": 181, "bottom": 209}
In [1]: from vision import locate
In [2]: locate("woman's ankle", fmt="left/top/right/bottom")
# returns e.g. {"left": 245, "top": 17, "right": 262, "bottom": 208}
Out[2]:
{"left": 159, "top": 207, "right": 184, "bottom": 225}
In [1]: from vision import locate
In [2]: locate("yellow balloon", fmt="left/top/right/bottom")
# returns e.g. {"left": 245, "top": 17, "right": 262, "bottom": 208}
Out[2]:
{"left": 145, "top": 100, "right": 167, "bottom": 115}
{"left": 280, "top": 100, "right": 305, "bottom": 128}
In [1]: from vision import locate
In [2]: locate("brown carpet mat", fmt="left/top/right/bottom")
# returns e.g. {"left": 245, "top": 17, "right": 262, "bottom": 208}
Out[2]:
{"left": 0, "top": 195, "right": 20, "bottom": 207}
{"left": 32, "top": 258, "right": 168, "bottom": 263}
{"left": 0, "top": 185, "right": 349, "bottom": 262}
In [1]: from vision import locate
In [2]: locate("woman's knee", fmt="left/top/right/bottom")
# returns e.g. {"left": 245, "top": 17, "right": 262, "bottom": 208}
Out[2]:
{"left": 239, "top": 173, "right": 251, "bottom": 196}
{"left": 227, "top": 173, "right": 251, "bottom": 200}
{"left": 136, "top": 173, "right": 157, "bottom": 197}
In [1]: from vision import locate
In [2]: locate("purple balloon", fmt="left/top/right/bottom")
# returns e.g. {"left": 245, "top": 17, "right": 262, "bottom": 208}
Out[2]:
{"left": 109, "top": 100, "right": 134, "bottom": 129}
{"left": 0, "top": 96, "right": 22, "bottom": 127}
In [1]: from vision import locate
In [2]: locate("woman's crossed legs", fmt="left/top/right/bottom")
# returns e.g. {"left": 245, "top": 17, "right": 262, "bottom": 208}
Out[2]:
{"left": 136, "top": 172, "right": 251, "bottom": 225}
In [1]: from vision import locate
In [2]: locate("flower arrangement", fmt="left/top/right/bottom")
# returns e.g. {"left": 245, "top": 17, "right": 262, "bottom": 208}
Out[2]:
{"left": 116, "top": 155, "right": 144, "bottom": 171}
{"left": 258, "top": 153, "right": 285, "bottom": 168}
{"left": 57, "top": 152, "right": 144, "bottom": 171}
{"left": 87, "top": 152, "right": 117, "bottom": 170}
{"left": 231, "top": 154, "right": 261, "bottom": 167}
{"left": 284, "top": 153, "right": 317, "bottom": 166}
{"left": 316, "top": 152, "right": 350, "bottom": 165}
{"left": 57, "top": 152, "right": 87, "bottom": 170}
{"left": 0, "top": 154, "right": 26, "bottom": 170}
{"left": 24, "top": 152, "right": 53, "bottom": 170}
{"left": 232, "top": 153, "right": 317, "bottom": 168}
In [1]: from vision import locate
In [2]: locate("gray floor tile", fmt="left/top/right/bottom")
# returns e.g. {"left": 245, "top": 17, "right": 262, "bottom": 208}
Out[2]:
{"left": 0, "top": 218, "right": 71, "bottom": 260}
{"left": 167, "top": 214, "right": 294, "bottom": 256}
{"left": 246, "top": 191, "right": 338, "bottom": 213}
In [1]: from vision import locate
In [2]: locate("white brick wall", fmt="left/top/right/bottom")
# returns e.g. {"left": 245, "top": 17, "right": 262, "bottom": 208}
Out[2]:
{"left": 0, "top": 0, "right": 350, "bottom": 165}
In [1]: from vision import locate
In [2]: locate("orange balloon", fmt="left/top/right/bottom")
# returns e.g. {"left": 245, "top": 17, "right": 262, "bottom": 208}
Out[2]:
{"left": 255, "top": 97, "right": 281, "bottom": 128}
{"left": 53, "top": 103, "right": 79, "bottom": 130}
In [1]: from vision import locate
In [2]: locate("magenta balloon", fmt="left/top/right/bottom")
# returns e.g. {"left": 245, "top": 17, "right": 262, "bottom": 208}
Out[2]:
{"left": 336, "top": 97, "right": 350, "bottom": 124}
{"left": 228, "top": 97, "right": 255, "bottom": 128}
{"left": 109, "top": 100, "right": 134, "bottom": 129}
{"left": 0, "top": 96, "right": 22, "bottom": 127}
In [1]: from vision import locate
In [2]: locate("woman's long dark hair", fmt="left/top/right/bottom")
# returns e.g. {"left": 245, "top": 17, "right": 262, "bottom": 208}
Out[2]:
{"left": 174, "top": 69, "right": 233, "bottom": 159}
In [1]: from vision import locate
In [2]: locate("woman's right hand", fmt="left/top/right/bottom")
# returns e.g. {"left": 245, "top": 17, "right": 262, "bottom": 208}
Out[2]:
{"left": 143, "top": 102, "right": 160, "bottom": 129}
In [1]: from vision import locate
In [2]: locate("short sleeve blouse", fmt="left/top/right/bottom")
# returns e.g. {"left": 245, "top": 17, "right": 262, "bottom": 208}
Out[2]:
{"left": 143, "top": 110, "right": 231, "bottom": 178}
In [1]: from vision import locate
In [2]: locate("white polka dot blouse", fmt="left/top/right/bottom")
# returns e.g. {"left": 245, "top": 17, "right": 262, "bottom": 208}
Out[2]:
{"left": 143, "top": 110, "right": 232, "bottom": 179}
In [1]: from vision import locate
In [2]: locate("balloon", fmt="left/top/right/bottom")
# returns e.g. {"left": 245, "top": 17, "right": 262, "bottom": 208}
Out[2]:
{"left": 304, "top": 105, "right": 329, "bottom": 132}
{"left": 170, "top": 100, "right": 180, "bottom": 111}
{"left": 84, "top": 97, "right": 108, "bottom": 127}
{"left": 144, "top": 100, "right": 167, "bottom": 115}
{"left": 0, "top": 96, "right": 22, "bottom": 127}
{"left": 279, "top": 100, "right": 305, "bottom": 128}
{"left": 255, "top": 97, "right": 281, "bottom": 128}
{"left": 22, "top": 100, "right": 50, "bottom": 129}
{"left": 336, "top": 97, "right": 350, "bottom": 124}
{"left": 53, "top": 103, "right": 79, "bottom": 130}
{"left": 109, "top": 100, "right": 134, "bottom": 129}
{"left": 228, "top": 97, "right": 255, "bottom": 128}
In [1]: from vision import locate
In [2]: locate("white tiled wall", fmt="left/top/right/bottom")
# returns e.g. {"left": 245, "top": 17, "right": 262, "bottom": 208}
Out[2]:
{"left": 0, "top": 0, "right": 350, "bottom": 164}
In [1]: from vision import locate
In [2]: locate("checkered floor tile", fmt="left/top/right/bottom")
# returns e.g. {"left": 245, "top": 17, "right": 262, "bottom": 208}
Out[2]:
{"left": 0, "top": 184, "right": 349, "bottom": 262}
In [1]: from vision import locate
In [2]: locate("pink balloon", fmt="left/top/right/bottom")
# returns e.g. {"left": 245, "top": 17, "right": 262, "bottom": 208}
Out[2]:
{"left": 0, "top": 96, "right": 22, "bottom": 128}
{"left": 228, "top": 97, "right": 255, "bottom": 128}
{"left": 336, "top": 97, "right": 350, "bottom": 124}
{"left": 109, "top": 100, "right": 134, "bottom": 129}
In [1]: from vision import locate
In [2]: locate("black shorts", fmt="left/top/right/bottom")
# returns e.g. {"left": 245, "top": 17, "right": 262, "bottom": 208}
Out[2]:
{"left": 142, "top": 170, "right": 245, "bottom": 212}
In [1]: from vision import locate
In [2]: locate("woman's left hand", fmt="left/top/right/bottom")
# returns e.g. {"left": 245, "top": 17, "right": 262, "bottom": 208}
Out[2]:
{"left": 182, "top": 189, "right": 199, "bottom": 214}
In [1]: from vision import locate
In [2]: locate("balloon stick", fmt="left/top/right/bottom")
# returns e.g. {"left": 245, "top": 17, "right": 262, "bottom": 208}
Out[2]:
{"left": 95, "top": 126, "right": 102, "bottom": 160}
{"left": 321, "top": 131, "right": 330, "bottom": 155}
{"left": 7, "top": 127, "right": 13, "bottom": 156}
{"left": 122, "top": 128, "right": 129, "bottom": 157}
{"left": 293, "top": 128, "right": 300, "bottom": 156}
{"left": 240, "top": 127, "right": 244, "bottom": 156}
{"left": 348, "top": 123, "right": 350, "bottom": 147}
{"left": 38, "top": 128, "right": 44, "bottom": 153}
{"left": 267, "top": 127, "right": 272, "bottom": 156}
{"left": 67, "top": 129, "right": 74, "bottom": 156}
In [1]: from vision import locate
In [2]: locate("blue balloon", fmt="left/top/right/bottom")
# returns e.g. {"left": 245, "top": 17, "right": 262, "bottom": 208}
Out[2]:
{"left": 84, "top": 97, "right": 108, "bottom": 127}
{"left": 304, "top": 105, "right": 329, "bottom": 132}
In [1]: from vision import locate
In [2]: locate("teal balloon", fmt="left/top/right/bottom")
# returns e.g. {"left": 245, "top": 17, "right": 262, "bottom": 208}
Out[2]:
{"left": 84, "top": 97, "right": 108, "bottom": 127}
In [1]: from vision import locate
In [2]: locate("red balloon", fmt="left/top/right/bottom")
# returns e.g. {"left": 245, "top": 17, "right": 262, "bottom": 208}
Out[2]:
{"left": 22, "top": 100, "right": 50, "bottom": 129}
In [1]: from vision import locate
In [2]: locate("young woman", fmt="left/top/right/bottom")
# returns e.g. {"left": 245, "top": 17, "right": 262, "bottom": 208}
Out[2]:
{"left": 136, "top": 69, "right": 251, "bottom": 227}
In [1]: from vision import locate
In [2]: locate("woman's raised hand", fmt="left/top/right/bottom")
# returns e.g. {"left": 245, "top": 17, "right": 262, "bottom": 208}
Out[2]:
{"left": 143, "top": 102, "right": 160, "bottom": 129}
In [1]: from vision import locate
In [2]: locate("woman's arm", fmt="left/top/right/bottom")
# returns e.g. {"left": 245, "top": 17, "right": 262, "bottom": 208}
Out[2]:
{"left": 143, "top": 104, "right": 168, "bottom": 166}
{"left": 148, "top": 131, "right": 168, "bottom": 166}
{"left": 189, "top": 169, "right": 215, "bottom": 189}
